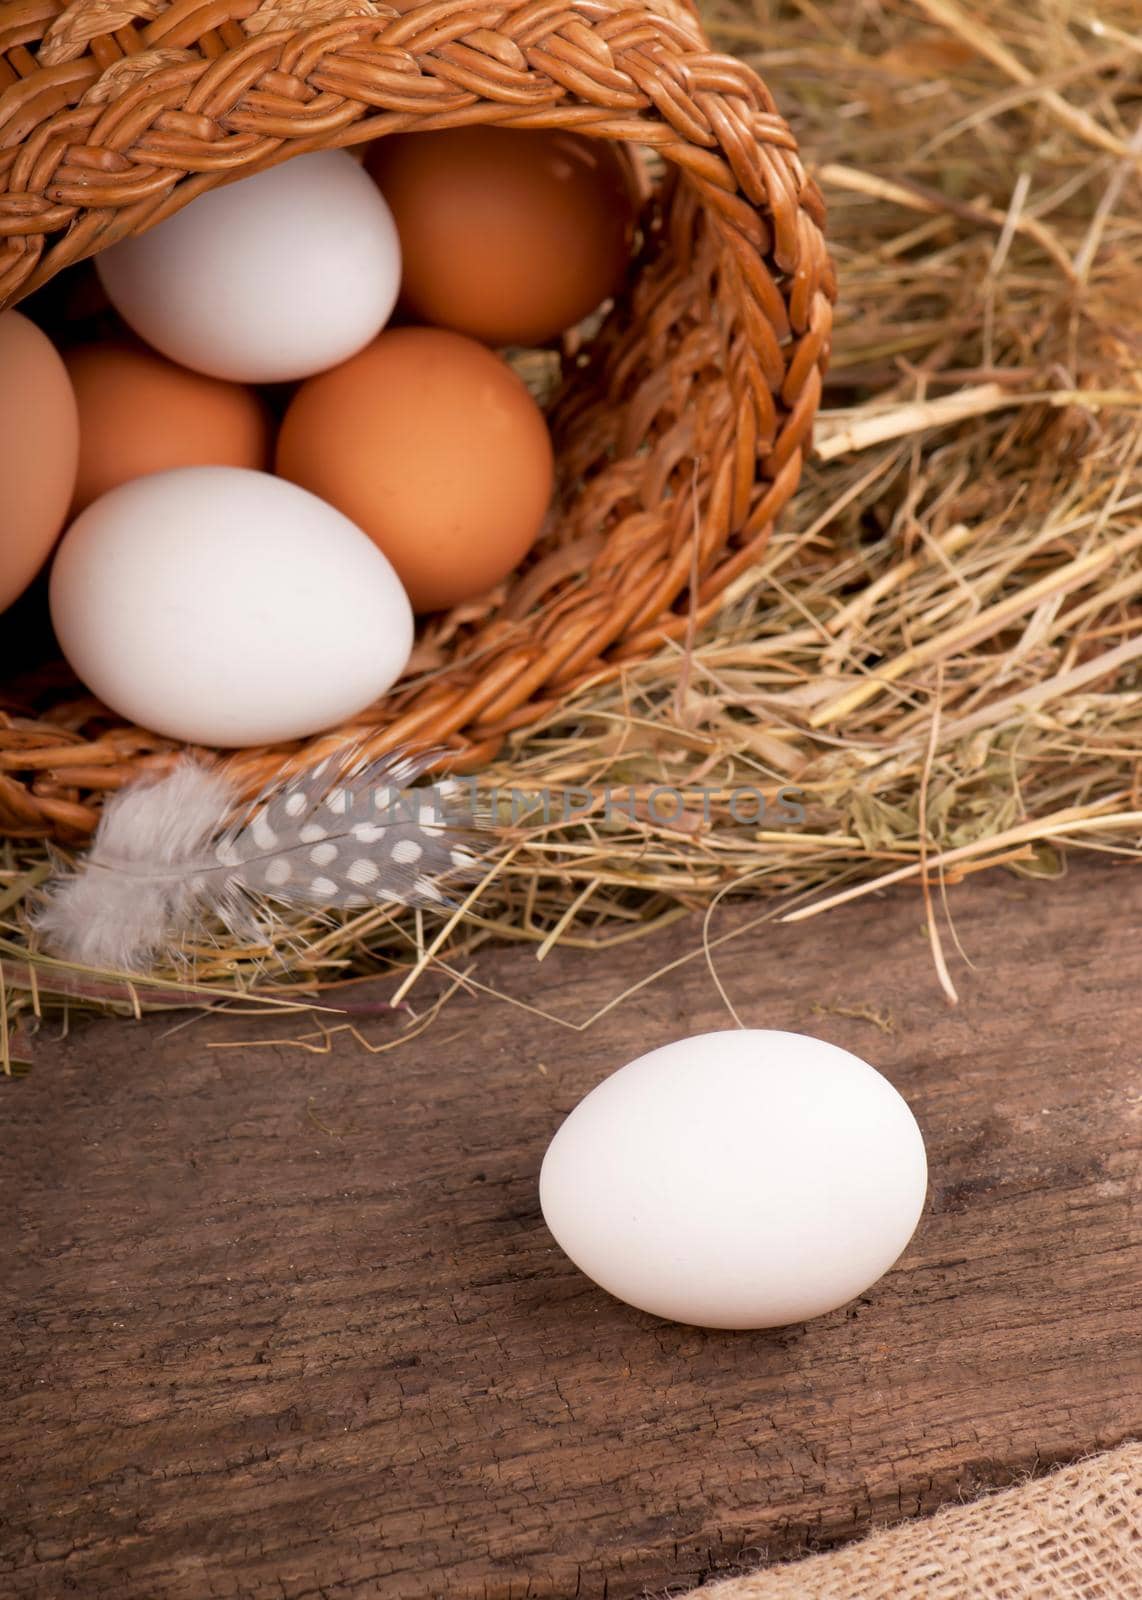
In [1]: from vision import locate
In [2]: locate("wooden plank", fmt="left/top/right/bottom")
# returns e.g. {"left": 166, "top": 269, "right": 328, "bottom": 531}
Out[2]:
{"left": 2, "top": 861, "right": 1140, "bottom": 1598}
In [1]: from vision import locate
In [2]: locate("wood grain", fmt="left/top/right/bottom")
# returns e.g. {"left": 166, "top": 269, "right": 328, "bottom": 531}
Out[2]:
{"left": 3, "top": 862, "right": 1141, "bottom": 1598}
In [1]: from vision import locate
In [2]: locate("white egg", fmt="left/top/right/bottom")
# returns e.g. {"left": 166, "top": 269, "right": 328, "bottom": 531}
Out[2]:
{"left": 95, "top": 151, "right": 401, "bottom": 382}
{"left": 49, "top": 466, "right": 413, "bottom": 748}
{"left": 539, "top": 1029, "right": 928, "bottom": 1329}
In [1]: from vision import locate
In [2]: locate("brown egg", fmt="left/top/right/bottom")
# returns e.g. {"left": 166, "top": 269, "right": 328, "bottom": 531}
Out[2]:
{"left": 65, "top": 342, "right": 272, "bottom": 514}
{"left": 277, "top": 327, "right": 554, "bottom": 613}
{"left": 365, "top": 127, "right": 637, "bottom": 347}
{"left": 0, "top": 311, "right": 79, "bottom": 613}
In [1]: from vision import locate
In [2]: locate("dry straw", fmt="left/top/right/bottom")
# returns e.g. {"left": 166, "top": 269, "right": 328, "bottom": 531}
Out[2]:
{"left": 2, "top": 0, "right": 1140, "bottom": 1060}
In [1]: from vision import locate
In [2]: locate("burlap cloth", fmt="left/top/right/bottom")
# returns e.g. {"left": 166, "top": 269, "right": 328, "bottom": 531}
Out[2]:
{"left": 694, "top": 1443, "right": 1142, "bottom": 1599}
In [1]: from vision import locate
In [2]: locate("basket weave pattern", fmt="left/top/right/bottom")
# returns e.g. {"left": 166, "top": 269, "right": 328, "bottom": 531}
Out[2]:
{"left": 0, "top": 0, "right": 835, "bottom": 840}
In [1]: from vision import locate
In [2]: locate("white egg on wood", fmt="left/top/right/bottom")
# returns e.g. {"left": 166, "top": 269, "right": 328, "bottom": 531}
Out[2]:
{"left": 95, "top": 151, "right": 401, "bottom": 382}
{"left": 539, "top": 1030, "right": 928, "bottom": 1329}
{"left": 49, "top": 466, "right": 413, "bottom": 748}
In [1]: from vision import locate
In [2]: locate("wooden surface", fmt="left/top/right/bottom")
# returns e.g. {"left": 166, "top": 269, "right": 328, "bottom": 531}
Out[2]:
{"left": 3, "top": 861, "right": 1141, "bottom": 1599}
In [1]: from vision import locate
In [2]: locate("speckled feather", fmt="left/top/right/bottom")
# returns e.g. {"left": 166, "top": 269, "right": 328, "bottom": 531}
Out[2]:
{"left": 33, "top": 745, "right": 486, "bottom": 973}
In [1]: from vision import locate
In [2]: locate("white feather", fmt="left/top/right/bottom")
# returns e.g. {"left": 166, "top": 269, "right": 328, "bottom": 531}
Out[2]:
{"left": 32, "top": 759, "right": 238, "bottom": 973}
{"left": 32, "top": 745, "right": 485, "bottom": 974}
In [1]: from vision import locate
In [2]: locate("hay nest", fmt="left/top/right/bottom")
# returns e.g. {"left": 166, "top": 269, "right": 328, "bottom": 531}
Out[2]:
{"left": 2, "top": 0, "right": 1140, "bottom": 1062}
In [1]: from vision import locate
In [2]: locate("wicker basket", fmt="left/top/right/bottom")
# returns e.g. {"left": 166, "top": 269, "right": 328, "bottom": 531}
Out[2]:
{"left": 0, "top": 0, "right": 835, "bottom": 842}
